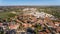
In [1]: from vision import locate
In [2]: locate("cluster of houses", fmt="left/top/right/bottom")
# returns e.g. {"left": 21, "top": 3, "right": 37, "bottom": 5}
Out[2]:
{"left": 0, "top": 8, "right": 60, "bottom": 34}
{"left": 23, "top": 8, "right": 55, "bottom": 20}
{"left": 0, "top": 13, "right": 60, "bottom": 34}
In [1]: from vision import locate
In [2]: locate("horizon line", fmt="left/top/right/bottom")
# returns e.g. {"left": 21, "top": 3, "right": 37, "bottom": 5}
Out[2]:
{"left": 0, "top": 5, "right": 60, "bottom": 6}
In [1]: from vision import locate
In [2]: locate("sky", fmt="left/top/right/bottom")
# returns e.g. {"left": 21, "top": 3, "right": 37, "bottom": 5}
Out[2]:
{"left": 0, "top": 0, "right": 60, "bottom": 6}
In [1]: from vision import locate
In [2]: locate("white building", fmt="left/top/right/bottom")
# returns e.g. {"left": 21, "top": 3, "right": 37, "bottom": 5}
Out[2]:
{"left": 23, "top": 8, "right": 37, "bottom": 11}
{"left": 26, "top": 11, "right": 54, "bottom": 19}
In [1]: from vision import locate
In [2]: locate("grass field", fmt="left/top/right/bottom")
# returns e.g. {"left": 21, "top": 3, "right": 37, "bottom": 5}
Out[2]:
{"left": 0, "top": 11, "right": 16, "bottom": 18}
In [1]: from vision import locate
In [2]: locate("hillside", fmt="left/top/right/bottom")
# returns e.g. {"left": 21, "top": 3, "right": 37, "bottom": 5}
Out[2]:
{"left": 0, "top": 6, "right": 60, "bottom": 21}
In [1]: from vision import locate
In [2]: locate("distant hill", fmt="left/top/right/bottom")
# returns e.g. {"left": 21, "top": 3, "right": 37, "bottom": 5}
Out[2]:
{"left": 0, "top": 6, "right": 60, "bottom": 8}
